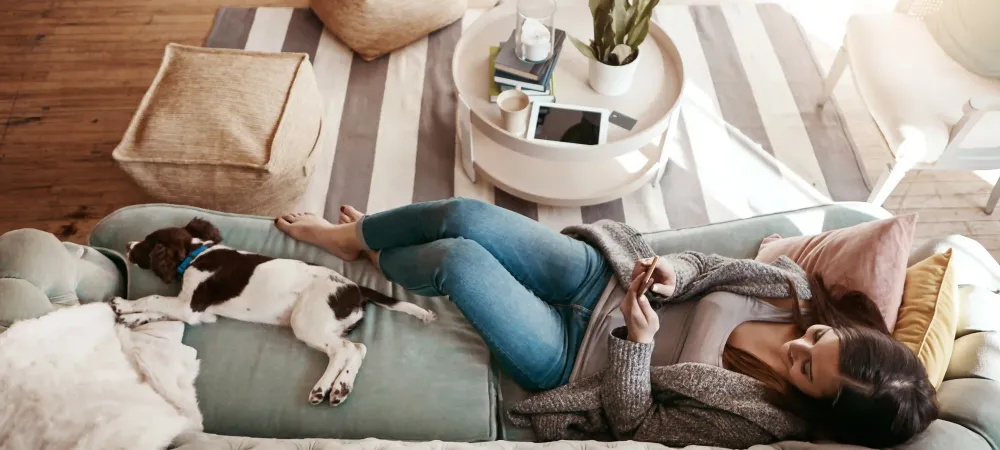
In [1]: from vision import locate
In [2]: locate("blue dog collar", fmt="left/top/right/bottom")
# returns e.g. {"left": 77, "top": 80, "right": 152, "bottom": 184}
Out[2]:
{"left": 177, "top": 244, "right": 211, "bottom": 275}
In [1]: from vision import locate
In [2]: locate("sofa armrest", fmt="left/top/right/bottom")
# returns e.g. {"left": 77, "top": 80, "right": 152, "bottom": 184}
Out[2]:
{"left": 946, "top": 286, "right": 1000, "bottom": 381}
{"left": 896, "top": 420, "right": 993, "bottom": 450}
{"left": 936, "top": 379, "right": 1000, "bottom": 449}
{"left": 910, "top": 235, "right": 1000, "bottom": 291}
{"left": 1, "top": 229, "right": 126, "bottom": 329}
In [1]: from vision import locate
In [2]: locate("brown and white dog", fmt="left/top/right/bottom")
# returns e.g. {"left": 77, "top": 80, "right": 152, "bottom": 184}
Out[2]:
{"left": 109, "top": 218, "right": 436, "bottom": 406}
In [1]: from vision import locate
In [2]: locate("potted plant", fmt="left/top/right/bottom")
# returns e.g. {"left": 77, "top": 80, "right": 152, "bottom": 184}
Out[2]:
{"left": 570, "top": 0, "right": 660, "bottom": 96}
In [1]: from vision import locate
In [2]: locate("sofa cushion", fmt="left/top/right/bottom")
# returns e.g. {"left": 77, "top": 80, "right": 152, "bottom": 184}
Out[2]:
{"left": 754, "top": 214, "right": 917, "bottom": 332}
{"left": 310, "top": 0, "right": 465, "bottom": 61}
{"left": 893, "top": 250, "right": 959, "bottom": 388}
{"left": 112, "top": 44, "right": 325, "bottom": 216}
{"left": 955, "top": 285, "right": 1000, "bottom": 337}
{"left": 89, "top": 204, "right": 496, "bottom": 442}
{"left": 946, "top": 331, "right": 1000, "bottom": 381}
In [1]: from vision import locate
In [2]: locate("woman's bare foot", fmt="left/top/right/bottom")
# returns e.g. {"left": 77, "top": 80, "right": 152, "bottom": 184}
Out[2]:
{"left": 338, "top": 205, "right": 365, "bottom": 225}
{"left": 336, "top": 205, "right": 379, "bottom": 268}
{"left": 274, "top": 212, "right": 362, "bottom": 261}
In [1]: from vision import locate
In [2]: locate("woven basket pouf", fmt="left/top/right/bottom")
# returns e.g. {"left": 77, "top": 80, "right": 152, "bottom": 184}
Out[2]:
{"left": 310, "top": 0, "right": 466, "bottom": 61}
{"left": 112, "top": 43, "right": 324, "bottom": 216}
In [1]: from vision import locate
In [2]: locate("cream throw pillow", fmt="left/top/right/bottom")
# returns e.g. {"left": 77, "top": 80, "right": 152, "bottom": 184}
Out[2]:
{"left": 927, "top": 0, "right": 1000, "bottom": 78}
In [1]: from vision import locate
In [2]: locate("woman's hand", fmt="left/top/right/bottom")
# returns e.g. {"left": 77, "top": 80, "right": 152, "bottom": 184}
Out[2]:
{"left": 620, "top": 274, "right": 659, "bottom": 344}
{"left": 629, "top": 257, "right": 676, "bottom": 297}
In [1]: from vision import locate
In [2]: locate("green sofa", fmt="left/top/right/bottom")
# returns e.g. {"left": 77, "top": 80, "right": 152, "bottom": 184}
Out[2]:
{"left": 2, "top": 201, "right": 997, "bottom": 450}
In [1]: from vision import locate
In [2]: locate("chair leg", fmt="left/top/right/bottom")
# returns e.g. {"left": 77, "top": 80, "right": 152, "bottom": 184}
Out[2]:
{"left": 986, "top": 179, "right": 1000, "bottom": 214}
{"left": 820, "top": 47, "right": 849, "bottom": 105}
{"left": 867, "top": 161, "right": 911, "bottom": 207}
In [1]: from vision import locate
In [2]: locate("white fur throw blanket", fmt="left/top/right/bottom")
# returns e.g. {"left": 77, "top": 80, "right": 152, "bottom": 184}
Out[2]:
{"left": 0, "top": 303, "right": 202, "bottom": 450}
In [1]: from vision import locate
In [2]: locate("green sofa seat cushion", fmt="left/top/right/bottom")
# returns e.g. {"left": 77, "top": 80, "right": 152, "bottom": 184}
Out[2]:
{"left": 89, "top": 204, "right": 496, "bottom": 442}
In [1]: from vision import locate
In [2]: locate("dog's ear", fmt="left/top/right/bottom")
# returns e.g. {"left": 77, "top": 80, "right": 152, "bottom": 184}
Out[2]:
{"left": 150, "top": 243, "right": 182, "bottom": 284}
{"left": 185, "top": 217, "right": 222, "bottom": 244}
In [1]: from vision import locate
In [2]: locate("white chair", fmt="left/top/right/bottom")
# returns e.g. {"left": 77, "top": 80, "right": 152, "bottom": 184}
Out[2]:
{"left": 822, "top": 0, "right": 1000, "bottom": 213}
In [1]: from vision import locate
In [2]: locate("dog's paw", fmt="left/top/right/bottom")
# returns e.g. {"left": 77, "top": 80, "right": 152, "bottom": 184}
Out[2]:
{"left": 308, "top": 386, "right": 327, "bottom": 405}
{"left": 329, "top": 381, "right": 352, "bottom": 407}
{"left": 116, "top": 313, "right": 153, "bottom": 328}
{"left": 419, "top": 310, "right": 437, "bottom": 324}
{"left": 109, "top": 297, "right": 130, "bottom": 315}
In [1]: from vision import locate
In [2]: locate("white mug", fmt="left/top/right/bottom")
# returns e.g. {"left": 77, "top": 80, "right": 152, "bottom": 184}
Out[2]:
{"left": 497, "top": 89, "right": 531, "bottom": 137}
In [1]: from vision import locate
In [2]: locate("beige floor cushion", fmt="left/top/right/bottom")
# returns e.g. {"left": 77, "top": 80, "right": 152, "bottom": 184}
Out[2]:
{"left": 310, "top": 0, "right": 466, "bottom": 61}
{"left": 113, "top": 43, "right": 324, "bottom": 216}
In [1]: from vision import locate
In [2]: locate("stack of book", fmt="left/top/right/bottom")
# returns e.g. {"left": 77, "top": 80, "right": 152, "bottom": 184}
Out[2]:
{"left": 489, "top": 28, "right": 566, "bottom": 104}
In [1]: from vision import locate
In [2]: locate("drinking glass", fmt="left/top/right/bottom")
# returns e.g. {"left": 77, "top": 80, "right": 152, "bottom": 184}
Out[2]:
{"left": 514, "top": 0, "right": 556, "bottom": 63}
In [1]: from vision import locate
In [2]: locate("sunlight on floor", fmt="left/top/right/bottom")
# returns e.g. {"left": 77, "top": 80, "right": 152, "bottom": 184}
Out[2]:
{"left": 776, "top": 0, "right": 899, "bottom": 189}
{"left": 682, "top": 83, "right": 832, "bottom": 209}
{"left": 974, "top": 169, "right": 1000, "bottom": 186}
{"left": 780, "top": 0, "right": 898, "bottom": 48}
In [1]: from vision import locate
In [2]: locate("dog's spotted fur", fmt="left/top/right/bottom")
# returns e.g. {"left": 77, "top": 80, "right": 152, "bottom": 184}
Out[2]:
{"left": 110, "top": 218, "right": 436, "bottom": 407}
{"left": 188, "top": 249, "right": 274, "bottom": 312}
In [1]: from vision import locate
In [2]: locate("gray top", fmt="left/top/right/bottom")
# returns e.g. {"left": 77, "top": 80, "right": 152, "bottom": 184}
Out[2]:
{"left": 570, "top": 285, "right": 794, "bottom": 382}
{"left": 510, "top": 220, "right": 813, "bottom": 447}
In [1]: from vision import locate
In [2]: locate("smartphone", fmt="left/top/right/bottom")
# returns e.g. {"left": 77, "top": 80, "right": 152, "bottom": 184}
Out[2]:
{"left": 638, "top": 256, "right": 659, "bottom": 297}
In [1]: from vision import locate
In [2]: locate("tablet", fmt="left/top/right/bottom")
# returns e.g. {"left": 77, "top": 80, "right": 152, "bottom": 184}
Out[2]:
{"left": 526, "top": 102, "right": 610, "bottom": 146}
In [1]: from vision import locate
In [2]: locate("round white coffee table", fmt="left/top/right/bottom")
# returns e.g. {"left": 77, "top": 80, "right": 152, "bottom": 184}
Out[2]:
{"left": 453, "top": 0, "right": 684, "bottom": 206}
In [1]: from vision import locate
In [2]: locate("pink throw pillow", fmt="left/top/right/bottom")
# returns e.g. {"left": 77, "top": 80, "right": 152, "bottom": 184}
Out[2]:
{"left": 754, "top": 214, "right": 918, "bottom": 332}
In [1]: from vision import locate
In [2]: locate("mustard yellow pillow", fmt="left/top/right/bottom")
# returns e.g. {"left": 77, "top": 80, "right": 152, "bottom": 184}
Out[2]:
{"left": 893, "top": 249, "right": 959, "bottom": 388}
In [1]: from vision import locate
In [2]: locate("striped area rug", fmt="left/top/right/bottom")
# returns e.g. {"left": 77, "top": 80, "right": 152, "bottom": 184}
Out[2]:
{"left": 205, "top": 3, "right": 868, "bottom": 232}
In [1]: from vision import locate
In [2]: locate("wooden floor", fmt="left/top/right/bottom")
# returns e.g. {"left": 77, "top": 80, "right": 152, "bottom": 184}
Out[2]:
{"left": 2, "top": 0, "right": 999, "bottom": 260}
{"left": 0, "top": 0, "right": 308, "bottom": 242}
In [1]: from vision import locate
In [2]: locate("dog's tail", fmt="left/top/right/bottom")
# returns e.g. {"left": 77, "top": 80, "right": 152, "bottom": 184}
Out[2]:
{"left": 358, "top": 286, "right": 399, "bottom": 307}
{"left": 358, "top": 286, "right": 435, "bottom": 323}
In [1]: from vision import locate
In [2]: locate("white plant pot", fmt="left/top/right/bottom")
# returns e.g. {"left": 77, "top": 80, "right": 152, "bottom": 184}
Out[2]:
{"left": 588, "top": 53, "right": 640, "bottom": 96}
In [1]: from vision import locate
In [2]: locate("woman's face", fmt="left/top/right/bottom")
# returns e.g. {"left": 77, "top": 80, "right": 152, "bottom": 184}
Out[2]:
{"left": 780, "top": 324, "right": 842, "bottom": 399}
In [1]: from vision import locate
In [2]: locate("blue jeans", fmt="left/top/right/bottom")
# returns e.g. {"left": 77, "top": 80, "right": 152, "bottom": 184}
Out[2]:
{"left": 357, "top": 198, "right": 612, "bottom": 390}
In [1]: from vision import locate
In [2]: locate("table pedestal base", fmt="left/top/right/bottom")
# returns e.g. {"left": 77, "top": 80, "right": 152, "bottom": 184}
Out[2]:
{"left": 457, "top": 102, "right": 672, "bottom": 207}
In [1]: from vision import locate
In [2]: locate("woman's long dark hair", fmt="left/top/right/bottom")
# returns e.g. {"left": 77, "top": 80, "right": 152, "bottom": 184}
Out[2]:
{"left": 722, "top": 274, "right": 938, "bottom": 448}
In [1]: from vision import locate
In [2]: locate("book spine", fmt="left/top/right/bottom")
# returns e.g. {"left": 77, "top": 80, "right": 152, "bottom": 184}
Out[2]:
{"left": 494, "top": 76, "right": 546, "bottom": 92}
{"left": 500, "top": 85, "right": 550, "bottom": 95}
{"left": 491, "top": 95, "right": 555, "bottom": 104}
{"left": 495, "top": 65, "right": 537, "bottom": 81}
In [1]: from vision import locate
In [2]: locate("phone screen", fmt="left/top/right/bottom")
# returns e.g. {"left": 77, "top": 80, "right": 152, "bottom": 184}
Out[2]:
{"left": 532, "top": 106, "right": 602, "bottom": 145}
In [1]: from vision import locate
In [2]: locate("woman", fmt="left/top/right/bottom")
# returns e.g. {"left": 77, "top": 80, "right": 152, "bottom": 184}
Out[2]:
{"left": 275, "top": 198, "right": 937, "bottom": 448}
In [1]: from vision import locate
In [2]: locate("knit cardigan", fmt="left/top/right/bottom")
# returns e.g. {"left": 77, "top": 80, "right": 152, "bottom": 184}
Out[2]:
{"left": 508, "top": 220, "right": 813, "bottom": 448}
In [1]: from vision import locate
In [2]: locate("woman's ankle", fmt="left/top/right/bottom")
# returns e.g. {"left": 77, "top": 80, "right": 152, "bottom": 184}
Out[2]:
{"left": 353, "top": 216, "right": 373, "bottom": 252}
{"left": 364, "top": 249, "right": 381, "bottom": 270}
